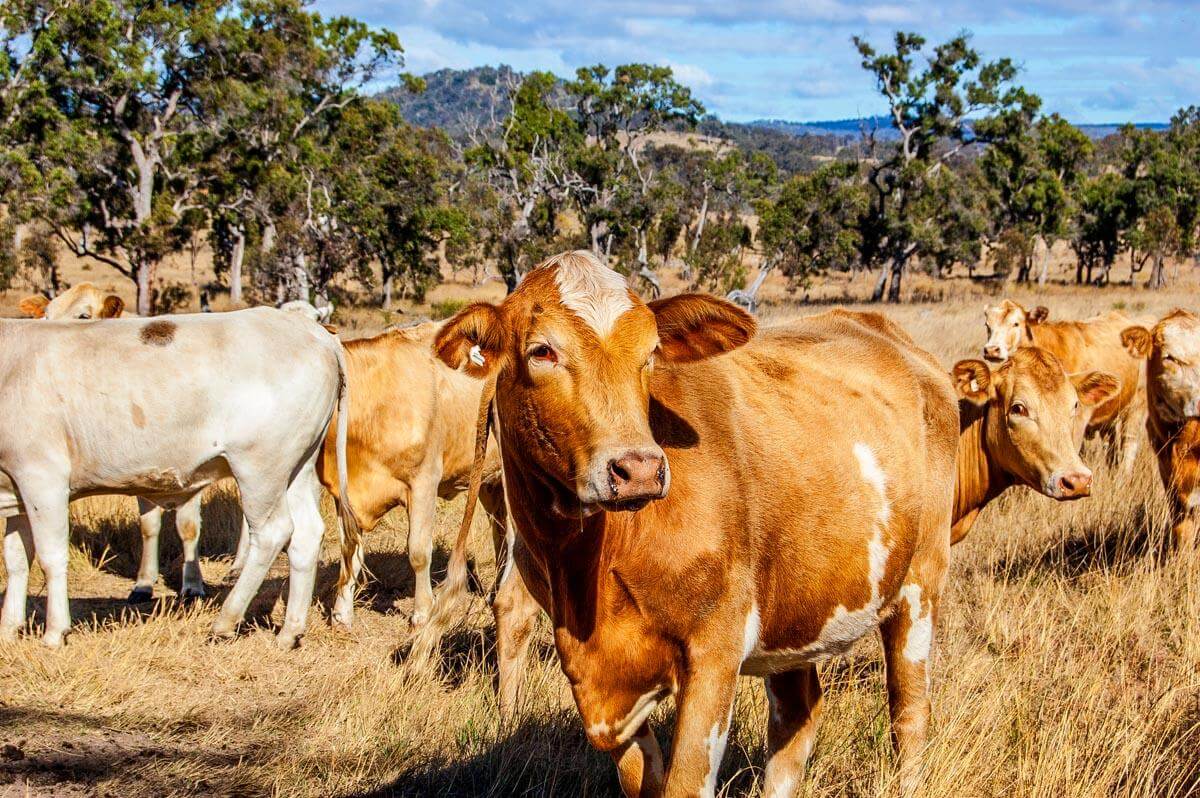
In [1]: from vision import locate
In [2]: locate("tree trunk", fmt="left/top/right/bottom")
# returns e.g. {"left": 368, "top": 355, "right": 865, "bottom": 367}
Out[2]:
{"left": 1147, "top": 254, "right": 1167, "bottom": 289}
{"left": 229, "top": 224, "right": 245, "bottom": 305}
{"left": 382, "top": 271, "right": 394, "bottom": 309}
{"left": 1036, "top": 238, "right": 1052, "bottom": 286}
{"left": 292, "top": 251, "right": 311, "bottom": 302}
{"left": 690, "top": 188, "right": 709, "bottom": 255}
{"left": 870, "top": 265, "right": 889, "bottom": 302}
{"left": 886, "top": 257, "right": 905, "bottom": 303}
{"left": 136, "top": 259, "right": 156, "bottom": 316}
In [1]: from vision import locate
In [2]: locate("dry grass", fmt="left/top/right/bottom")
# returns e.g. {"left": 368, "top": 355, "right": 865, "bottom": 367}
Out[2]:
{"left": 2, "top": 279, "right": 1200, "bottom": 797}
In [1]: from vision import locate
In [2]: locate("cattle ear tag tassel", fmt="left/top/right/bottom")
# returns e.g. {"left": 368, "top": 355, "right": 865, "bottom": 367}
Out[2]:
{"left": 469, "top": 345, "right": 486, "bottom": 367}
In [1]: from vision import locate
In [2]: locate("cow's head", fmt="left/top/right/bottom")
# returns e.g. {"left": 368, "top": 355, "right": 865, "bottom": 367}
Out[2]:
{"left": 952, "top": 347, "right": 1118, "bottom": 500}
{"left": 1122, "top": 309, "right": 1200, "bottom": 423}
{"left": 434, "top": 250, "right": 755, "bottom": 517}
{"left": 20, "top": 283, "right": 124, "bottom": 320}
{"left": 982, "top": 300, "right": 1048, "bottom": 363}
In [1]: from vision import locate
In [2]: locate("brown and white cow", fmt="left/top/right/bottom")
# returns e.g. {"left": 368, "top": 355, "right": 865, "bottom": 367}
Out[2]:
{"left": 982, "top": 299, "right": 1143, "bottom": 469}
{"left": 0, "top": 308, "right": 356, "bottom": 649}
{"left": 1121, "top": 310, "right": 1200, "bottom": 549}
{"left": 222, "top": 321, "right": 505, "bottom": 629}
{"left": 19, "top": 283, "right": 208, "bottom": 603}
{"left": 425, "top": 251, "right": 959, "bottom": 797}
{"left": 949, "top": 348, "right": 1119, "bottom": 544}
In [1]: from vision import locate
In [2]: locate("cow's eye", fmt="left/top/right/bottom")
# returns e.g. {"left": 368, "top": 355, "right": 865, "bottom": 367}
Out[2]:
{"left": 642, "top": 354, "right": 654, "bottom": 371}
{"left": 1163, "top": 354, "right": 1177, "bottom": 364}
{"left": 528, "top": 343, "right": 557, "bottom": 365}
{"left": 77, "top": 312, "right": 90, "bottom": 320}
{"left": 1010, "top": 402, "right": 1029, "bottom": 418}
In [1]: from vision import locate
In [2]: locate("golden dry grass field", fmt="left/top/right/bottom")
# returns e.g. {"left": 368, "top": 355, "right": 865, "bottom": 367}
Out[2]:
{"left": 1, "top": 256, "right": 1199, "bottom": 797}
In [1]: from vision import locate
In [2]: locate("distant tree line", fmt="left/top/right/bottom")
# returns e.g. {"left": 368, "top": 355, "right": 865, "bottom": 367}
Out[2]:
{"left": 2, "top": 4, "right": 1197, "bottom": 312}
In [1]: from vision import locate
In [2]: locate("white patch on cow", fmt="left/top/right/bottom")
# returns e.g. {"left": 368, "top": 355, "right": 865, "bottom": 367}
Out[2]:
{"left": 898, "top": 583, "right": 933, "bottom": 664}
{"left": 742, "top": 603, "right": 761, "bottom": 662}
{"left": 552, "top": 251, "right": 633, "bottom": 337}
{"left": 1188, "top": 489, "right": 1200, "bottom": 511}
{"left": 586, "top": 688, "right": 664, "bottom": 746}
{"left": 742, "top": 443, "right": 892, "bottom": 674}
{"left": 701, "top": 715, "right": 731, "bottom": 798}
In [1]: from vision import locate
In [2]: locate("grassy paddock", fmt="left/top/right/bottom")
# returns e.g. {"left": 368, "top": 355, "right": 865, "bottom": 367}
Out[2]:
{"left": 2, "top": 282, "right": 1199, "bottom": 797}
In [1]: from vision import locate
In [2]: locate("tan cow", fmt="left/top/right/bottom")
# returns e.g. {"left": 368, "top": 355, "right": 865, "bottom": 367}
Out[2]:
{"left": 949, "top": 349, "right": 1119, "bottom": 544}
{"left": 424, "top": 250, "right": 958, "bottom": 797}
{"left": 982, "top": 299, "right": 1143, "bottom": 469}
{"left": 221, "top": 321, "right": 505, "bottom": 629}
{"left": 1121, "top": 310, "right": 1200, "bottom": 549}
{"left": 19, "top": 282, "right": 128, "bottom": 320}
{"left": 19, "top": 283, "right": 208, "bottom": 602}
{"left": 317, "top": 322, "right": 505, "bottom": 629}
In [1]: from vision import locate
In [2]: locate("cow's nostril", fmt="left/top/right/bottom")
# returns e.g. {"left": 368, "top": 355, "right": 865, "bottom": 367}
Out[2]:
{"left": 609, "top": 460, "right": 631, "bottom": 484}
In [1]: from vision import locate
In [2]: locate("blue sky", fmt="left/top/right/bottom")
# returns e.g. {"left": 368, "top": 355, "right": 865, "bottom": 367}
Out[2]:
{"left": 314, "top": 1, "right": 1199, "bottom": 124}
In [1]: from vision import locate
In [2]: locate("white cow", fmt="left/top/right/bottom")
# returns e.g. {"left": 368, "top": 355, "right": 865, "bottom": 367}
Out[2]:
{"left": 20, "top": 283, "right": 208, "bottom": 602}
{"left": 0, "top": 308, "right": 354, "bottom": 648}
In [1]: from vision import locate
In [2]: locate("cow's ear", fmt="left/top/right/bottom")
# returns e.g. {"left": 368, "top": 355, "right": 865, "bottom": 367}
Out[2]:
{"left": 19, "top": 295, "right": 49, "bottom": 318}
{"left": 99, "top": 295, "right": 124, "bottom": 318}
{"left": 649, "top": 294, "right": 756, "bottom": 364}
{"left": 951, "top": 359, "right": 993, "bottom": 406}
{"left": 1072, "top": 371, "right": 1119, "bottom": 407}
{"left": 1120, "top": 326, "right": 1152, "bottom": 359}
{"left": 434, "top": 302, "right": 506, "bottom": 379}
{"left": 1027, "top": 306, "right": 1049, "bottom": 325}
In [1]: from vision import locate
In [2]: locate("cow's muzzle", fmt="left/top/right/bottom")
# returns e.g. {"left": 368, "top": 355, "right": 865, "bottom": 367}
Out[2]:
{"left": 1045, "top": 467, "right": 1093, "bottom": 500}
{"left": 582, "top": 446, "right": 670, "bottom": 511}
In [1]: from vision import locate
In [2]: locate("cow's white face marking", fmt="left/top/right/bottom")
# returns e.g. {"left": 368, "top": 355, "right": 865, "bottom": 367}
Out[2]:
{"left": 742, "top": 444, "right": 892, "bottom": 674}
{"left": 586, "top": 688, "right": 664, "bottom": 746}
{"left": 742, "top": 603, "right": 761, "bottom": 662}
{"left": 898, "top": 583, "right": 933, "bottom": 665}
{"left": 553, "top": 251, "right": 633, "bottom": 337}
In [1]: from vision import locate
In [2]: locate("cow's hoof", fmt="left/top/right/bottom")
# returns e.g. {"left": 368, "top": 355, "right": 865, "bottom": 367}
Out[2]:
{"left": 331, "top": 613, "right": 353, "bottom": 631}
{"left": 274, "top": 632, "right": 301, "bottom": 651}
{"left": 0, "top": 626, "right": 19, "bottom": 644}
{"left": 127, "top": 586, "right": 155, "bottom": 604}
{"left": 41, "top": 631, "right": 66, "bottom": 649}
{"left": 409, "top": 610, "right": 430, "bottom": 629}
{"left": 210, "top": 619, "right": 238, "bottom": 641}
{"left": 179, "top": 585, "right": 207, "bottom": 602}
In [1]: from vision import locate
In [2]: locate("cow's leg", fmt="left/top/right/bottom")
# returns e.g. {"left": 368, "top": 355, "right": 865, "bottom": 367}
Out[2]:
{"left": 21, "top": 481, "right": 71, "bottom": 648}
{"left": 130, "top": 498, "right": 162, "bottom": 603}
{"left": 225, "top": 516, "right": 250, "bottom": 584}
{"left": 176, "top": 493, "right": 206, "bottom": 600}
{"left": 612, "top": 721, "right": 665, "bottom": 798}
{"left": 661, "top": 659, "right": 739, "bottom": 798}
{"left": 1, "top": 515, "right": 34, "bottom": 642}
{"left": 331, "top": 535, "right": 364, "bottom": 630}
{"left": 479, "top": 480, "right": 508, "bottom": 603}
{"left": 880, "top": 575, "right": 941, "bottom": 795}
{"left": 276, "top": 459, "right": 324, "bottom": 649}
{"left": 494, "top": 532, "right": 543, "bottom": 719}
{"left": 406, "top": 468, "right": 441, "bottom": 629}
{"left": 761, "top": 668, "right": 823, "bottom": 798}
{"left": 211, "top": 480, "right": 295, "bottom": 640}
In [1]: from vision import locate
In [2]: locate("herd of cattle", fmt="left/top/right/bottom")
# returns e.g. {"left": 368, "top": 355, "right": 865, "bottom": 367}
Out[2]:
{"left": 2, "top": 252, "right": 1198, "bottom": 797}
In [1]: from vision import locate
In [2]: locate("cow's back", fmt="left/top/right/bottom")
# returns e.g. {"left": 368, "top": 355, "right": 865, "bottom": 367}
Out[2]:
{"left": 1030, "top": 312, "right": 1141, "bottom": 426}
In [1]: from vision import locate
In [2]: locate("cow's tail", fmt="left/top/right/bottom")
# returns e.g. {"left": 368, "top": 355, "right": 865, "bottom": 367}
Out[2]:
{"left": 331, "top": 338, "right": 362, "bottom": 593}
{"left": 406, "top": 374, "right": 496, "bottom": 669}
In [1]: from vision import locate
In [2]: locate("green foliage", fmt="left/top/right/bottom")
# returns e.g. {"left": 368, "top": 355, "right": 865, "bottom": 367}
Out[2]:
{"left": 757, "top": 161, "right": 867, "bottom": 286}
{"left": 430, "top": 298, "right": 467, "bottom": 320}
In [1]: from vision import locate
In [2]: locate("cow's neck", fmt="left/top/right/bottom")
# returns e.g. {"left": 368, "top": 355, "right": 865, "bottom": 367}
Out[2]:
{"left": 954, "top": 401, "right": 1010, "bottom": 531}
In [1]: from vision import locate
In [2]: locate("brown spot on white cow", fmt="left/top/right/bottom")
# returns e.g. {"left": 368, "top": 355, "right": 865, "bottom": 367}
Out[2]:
{"left": 140, "top": 320, "right": 177, "bottom": 346}
{"left": 131, "top": 403, "right": 146, "bottom": 429}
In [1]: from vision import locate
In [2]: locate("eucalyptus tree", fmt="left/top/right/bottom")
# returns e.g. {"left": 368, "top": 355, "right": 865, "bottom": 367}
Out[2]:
{"left": 854, "top": 32, "right": 1033, "bottom": 301}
